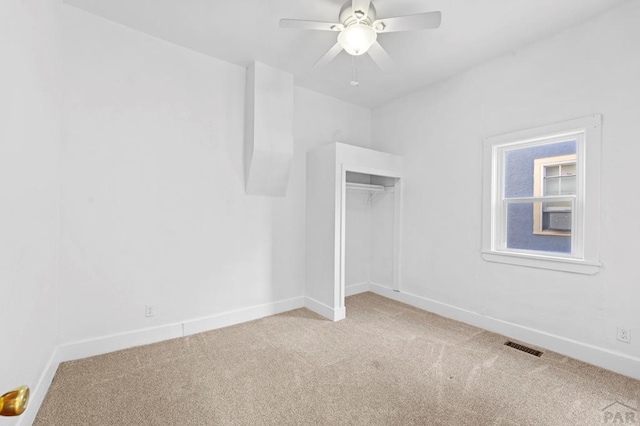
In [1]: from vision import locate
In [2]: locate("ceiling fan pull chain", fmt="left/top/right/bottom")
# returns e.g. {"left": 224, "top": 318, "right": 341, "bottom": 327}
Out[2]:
{"left": 350, "top": 56, "right": 359, "bottom": 87}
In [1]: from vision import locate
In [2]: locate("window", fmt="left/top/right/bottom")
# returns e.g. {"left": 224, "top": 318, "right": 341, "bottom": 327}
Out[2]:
{"left": 533, "top": 154, "right": 576, "bottom": 236}
{"left": 482, "top": 115, "right": 602, "bottom": 274}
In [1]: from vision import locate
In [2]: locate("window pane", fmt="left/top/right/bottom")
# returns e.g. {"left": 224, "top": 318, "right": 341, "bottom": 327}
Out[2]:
{"left": 542, "top": 200, "right": 572, "bottom": 212}
{"left": 545, "top": 178, "right": 560, "bottom": 195}
{"left": 560, "top": 176, "right": 576, "bottom": 194}
{"left": 506, "top": 202, "right": 571, "bottom": 253}
{"left": 504, "top": 140, "right": 576, "bottom": 199}
{"left": 544, "top": 211, "right": 572, "bottom": 232}
{"left": 542, "top": 200, "right": 572, "bottom": 232}
{"left": 546, "top": 165, "right": 560, "bottom": 177}
{"left": 562, "top": 164, "right": 576, "bottom": 176}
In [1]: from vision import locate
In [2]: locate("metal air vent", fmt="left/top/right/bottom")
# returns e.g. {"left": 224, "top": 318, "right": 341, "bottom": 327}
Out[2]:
{"left": 504, "top": 341, "right": 543, "bottom": 357}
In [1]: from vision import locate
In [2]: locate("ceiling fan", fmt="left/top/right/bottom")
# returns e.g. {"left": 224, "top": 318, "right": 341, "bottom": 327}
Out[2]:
{"left": 279, "top": 0, "right": 442, "bottom": 72}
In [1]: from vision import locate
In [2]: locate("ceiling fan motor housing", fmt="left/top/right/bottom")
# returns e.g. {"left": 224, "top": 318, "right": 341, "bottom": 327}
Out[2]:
{"left": 339, "top": 1, "right": 377, "bottom": 26}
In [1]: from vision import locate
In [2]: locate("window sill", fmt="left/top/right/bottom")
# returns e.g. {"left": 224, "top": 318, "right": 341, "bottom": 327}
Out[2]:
{"left": 481, "top": 250, "right": 600, "bottom": 275}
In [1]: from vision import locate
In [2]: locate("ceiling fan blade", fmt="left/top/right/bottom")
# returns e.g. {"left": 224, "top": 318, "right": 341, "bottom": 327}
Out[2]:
{"left": 367, "top": 41, "right": 393, "bottom": 72}
{"left": 313, "top": 43, "right": 344, "bottom": 67}
{"left": 373, "top": 11, "right": 441, "bottom": 33}
{"left": 352, "top": 0, "right": 371, "bottom": 21}
{"left": 279, "top": 19, "right": 343, "bottom": 32}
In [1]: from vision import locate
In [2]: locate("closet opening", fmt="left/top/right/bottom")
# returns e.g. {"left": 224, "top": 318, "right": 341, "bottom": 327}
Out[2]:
{"left": 340, "top": 168, "right": 402, "bottom": 314}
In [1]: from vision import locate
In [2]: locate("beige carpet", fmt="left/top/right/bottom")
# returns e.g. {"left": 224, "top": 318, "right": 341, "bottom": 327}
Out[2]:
{"left": 35, "top": 293, "right": 640, "bottom": 425}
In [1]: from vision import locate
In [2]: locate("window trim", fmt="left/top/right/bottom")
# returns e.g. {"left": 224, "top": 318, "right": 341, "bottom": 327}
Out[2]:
{"left": 481, "top": 115, "right": 602, "bottom": 275}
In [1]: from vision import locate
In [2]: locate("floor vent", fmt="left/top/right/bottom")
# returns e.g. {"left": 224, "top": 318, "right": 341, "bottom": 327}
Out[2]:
{"left": 504, "top": 341, "right": 543, "bottom": 357}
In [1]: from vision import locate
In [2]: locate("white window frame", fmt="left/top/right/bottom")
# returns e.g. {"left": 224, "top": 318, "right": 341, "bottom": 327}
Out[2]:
{"left": 481, "top": 115, "right": 602, "bottom": 274}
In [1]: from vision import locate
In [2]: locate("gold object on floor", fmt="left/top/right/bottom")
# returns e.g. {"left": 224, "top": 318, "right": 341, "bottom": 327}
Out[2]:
{"left": 0, "top": 386, "right": 29, "bottom": 417}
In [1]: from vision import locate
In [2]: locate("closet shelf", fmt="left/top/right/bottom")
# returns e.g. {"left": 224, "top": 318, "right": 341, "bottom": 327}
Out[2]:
{"left": 345, "top": 182, "right": 389, "bottom": 192}
{"left": 346, "top": 182, "right": 394, "bottom": 203}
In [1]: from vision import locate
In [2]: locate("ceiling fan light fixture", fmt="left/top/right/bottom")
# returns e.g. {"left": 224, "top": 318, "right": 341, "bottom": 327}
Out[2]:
{"left": 338, "top": 23, "right": 377, "bottom": 56}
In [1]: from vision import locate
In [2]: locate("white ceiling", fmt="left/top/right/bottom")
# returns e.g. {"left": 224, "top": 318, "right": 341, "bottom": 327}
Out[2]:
{"left": 64, "top": 0, "right": 627, "bottom": 108}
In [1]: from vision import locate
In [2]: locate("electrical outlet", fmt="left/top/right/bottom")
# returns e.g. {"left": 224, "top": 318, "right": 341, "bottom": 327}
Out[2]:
{"left": 617, "top": 326, "right": 631, "bottom": 343}
{"left": 145, "top": 305, "right": 156, "bottom": 318}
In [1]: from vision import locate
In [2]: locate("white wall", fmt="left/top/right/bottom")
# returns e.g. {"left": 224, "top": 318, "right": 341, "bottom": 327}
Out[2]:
{"left": 345, "top": 191, "right": 372, "bottom": 289}
{"left": 305, "top": 143, "right": 339, "bottom": 315}
{"left": 369, "top": 191, "right": 395, "bottom": 286}
{"left": 0, "top": 0, "right": 60, "bottom": 423}
{"left": 371, "top": 0, "right": 640, "bottom": 371}
{"left": 59, "top": 6, "right": 372, "bottom": 345}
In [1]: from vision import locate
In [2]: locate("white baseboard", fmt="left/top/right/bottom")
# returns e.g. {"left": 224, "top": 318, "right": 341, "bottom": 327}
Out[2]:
{"left": 183, "top": 297, "right": 305, "bottom": 336}
{"left": 57, "top": 323, "right": 184, "bottom": 363}
{"left": 22, "top": 296, "right": 306, "bottom": 424}
{"left": 345, "top": 282, "right": 370, "bottom": 296}
{"left": 369, "top": 283, "right": 640, "bottom": 380}
{"left": 305, "top": 297, "right": 345, "bottom": 321}
{"left": 57, "top": 296, "right": 305, "bottom": 363}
